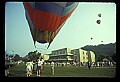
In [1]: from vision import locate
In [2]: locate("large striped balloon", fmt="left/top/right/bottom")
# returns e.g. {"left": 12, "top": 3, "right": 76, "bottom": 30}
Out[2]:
{"left": 23, "top": 2, "right": 79, "bottom": 48}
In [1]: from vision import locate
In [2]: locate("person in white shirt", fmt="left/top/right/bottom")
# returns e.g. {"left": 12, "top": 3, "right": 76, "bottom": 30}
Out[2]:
{"left": 36, "top": 58, "right": 42, "bottom": 76}
{"left": 51, "top": 61, "right": 54, "bottom": 75}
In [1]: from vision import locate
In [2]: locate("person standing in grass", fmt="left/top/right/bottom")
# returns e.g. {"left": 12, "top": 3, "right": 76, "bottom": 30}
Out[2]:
{"left": 33, "top": 60, "right": 37, "bottom": 71}
{"left": 26, "top": 61, "right": 33, "bottom": 77}
{"left": 51, "top": 61, "right": 55, "bottom": 76}
{"left": 88, "top": 62, "right": 91, "bottom": 69}
{"left": 36, "top": 58, "right": 42, "bottom": 76}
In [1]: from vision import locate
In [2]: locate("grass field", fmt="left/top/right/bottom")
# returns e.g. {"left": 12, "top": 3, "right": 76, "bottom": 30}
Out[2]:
{"left": 6, "top": 63, "right": 116, "bottom": 78}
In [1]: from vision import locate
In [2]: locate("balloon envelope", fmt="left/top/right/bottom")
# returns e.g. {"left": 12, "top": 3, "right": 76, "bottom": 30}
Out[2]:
{"left": 23, "top": 2, "right": 79, "bottom": 48}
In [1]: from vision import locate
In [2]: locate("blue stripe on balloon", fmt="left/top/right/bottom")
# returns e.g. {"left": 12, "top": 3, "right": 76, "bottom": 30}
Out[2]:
{"left": 28, "top": 2, "right": 78, "bottom": 16}
{"left": 62, "top": 2, "right": 78, "bottom": 16}
{"left": 30, "top": 2, "right": 64, "bottom": 16}
{"left": 29, "top": 2, "right": 35, "bottom": 9}
{"left": 66, "top": 2, "right": 74, "bottom": 7}
{"left": 24, "top": 6, "right": 35, "bottom": 30}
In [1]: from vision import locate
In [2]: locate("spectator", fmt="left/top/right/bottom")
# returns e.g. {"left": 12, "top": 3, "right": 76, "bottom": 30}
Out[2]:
{"left": 26, "top": 61, "right": 33, "bottom": 77}
{"left": 88, "top": 62, "right": 91, "bottom": 69}
{"left": 51, "top": 61, "right": 55, "bottom": 75}
{"left": 36, "top": 58, "right": 42, "bottom": 76}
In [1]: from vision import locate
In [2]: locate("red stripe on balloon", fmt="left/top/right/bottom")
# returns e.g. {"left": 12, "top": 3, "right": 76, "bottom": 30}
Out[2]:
{"left": 34, "top": 9, "right": 61, "bottom": 32}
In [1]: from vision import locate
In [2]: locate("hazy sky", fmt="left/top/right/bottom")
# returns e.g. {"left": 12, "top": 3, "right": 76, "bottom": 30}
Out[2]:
{"left": 5, "top": 2, "right": 116, "bottom": 57}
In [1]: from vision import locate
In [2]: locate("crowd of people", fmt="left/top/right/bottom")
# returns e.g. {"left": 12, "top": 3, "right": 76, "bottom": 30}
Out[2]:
{"left": 26, "top": 57, "right": 45, "bottom": 77}
{"left": 25, "top": 56, "right": 116, "bottom": 77}
{"left": 26, "top": 56, "right": 55, "bottom": 77}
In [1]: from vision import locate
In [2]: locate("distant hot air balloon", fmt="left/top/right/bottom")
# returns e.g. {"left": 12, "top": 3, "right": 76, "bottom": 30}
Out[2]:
{"left": 91, "top": 38, "right": 93, "bottom": 40}
{"left": 23, "top": 2, "right": 79, "bottom": 49}
{"left": 96, "top": 20, "right": 101, "bottom": 24}
{"left": 96, "top": 13, "right": 101, "bottom": 24}
{"left": 98, "top": 13, "right": 101, "bottom": 17}
{"left": 12, "top": 50, "right": 14, "bottom": 52}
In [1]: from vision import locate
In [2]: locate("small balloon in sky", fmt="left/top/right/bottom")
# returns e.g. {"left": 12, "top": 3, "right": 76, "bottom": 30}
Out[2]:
{"left": 98, "top": 13, "right": 101, "bottom": 17}
{"left": 12, "top": 50, "right": 14, "bottom": 52}
{"left": 96, "top": 20, "right": 101, "bottom": 24}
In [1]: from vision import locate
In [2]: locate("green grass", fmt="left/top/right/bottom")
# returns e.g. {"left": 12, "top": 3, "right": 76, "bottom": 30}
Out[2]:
{"left": 8, "top": 63, "right": 26, "bottom": 77}
{"left": 7, "top": 63, "right": 116, "bottom": 77}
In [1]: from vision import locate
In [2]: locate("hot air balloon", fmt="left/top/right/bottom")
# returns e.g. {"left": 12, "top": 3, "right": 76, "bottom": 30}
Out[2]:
{"left": 98, "top": 13, "right": 101, "bottom": 17}
{"left": 96, "top": 20, "right": 101, "bottom": 24}
{"left": 23, "top": 2, "right": 79, "bottom": 49}
{"left": 12, "top": 50, "right": 14, "bottom": 52}
{"left": 96, "top": 13, "right": 101, "bottom": 24}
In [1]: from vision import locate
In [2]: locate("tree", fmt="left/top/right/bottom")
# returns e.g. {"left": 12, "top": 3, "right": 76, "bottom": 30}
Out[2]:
{"left": 112, "top": 52, "right": 116, "bottom": 62}
{"left": 13, "top": 54, "right": 21, "bottom": 61}
{"left": 96, "top": 55, "right": 105, "bottom": 62}
{"left": 27, "top": 51, "right": 40, "bottom": 61}
{"left": 22, "top": 57, "right": 28, "bottom": 62}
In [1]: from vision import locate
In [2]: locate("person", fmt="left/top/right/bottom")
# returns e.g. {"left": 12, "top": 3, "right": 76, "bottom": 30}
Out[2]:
{"left": 33, "top": 60, "right": 37, "bottom": 71}
{"left": 88, "top": 62, "right": 91, "bottom": 69}
{"left": 51, "top": 61, "right": 54, "bottom": 75}
{"left": 36, "top": 58, "right": 42, "bottom": 76}
{"left": 5, "top": 65, "right": 9, "bottom": 77}
{"left": 26, "top": 61, "right": 33, "bottom": 77}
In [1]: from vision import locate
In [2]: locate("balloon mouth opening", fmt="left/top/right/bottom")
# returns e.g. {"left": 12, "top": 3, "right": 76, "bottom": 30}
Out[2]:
{"left": 37, "top": 40, "right": 47, "bottom": 44}
{"left": 34, "top": 41, "right": 49, "bottom": 53}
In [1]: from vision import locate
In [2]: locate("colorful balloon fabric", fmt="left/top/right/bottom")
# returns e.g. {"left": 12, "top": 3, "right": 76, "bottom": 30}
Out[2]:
{"left": 23, "top": 2, "right": 79, "bottom": 48}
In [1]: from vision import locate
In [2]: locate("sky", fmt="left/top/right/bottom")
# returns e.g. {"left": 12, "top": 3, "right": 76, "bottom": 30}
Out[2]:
{"left": 5, "top": 2, "right": 116, "bottom": 57}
